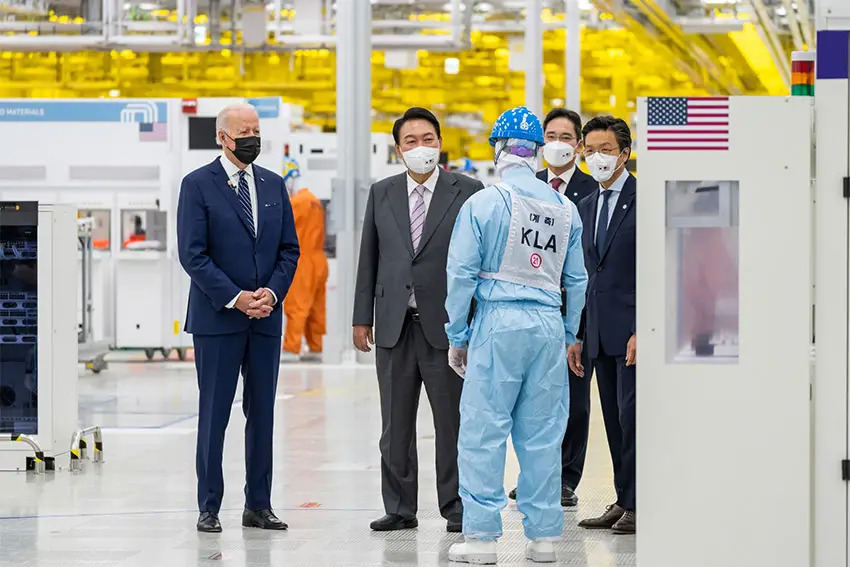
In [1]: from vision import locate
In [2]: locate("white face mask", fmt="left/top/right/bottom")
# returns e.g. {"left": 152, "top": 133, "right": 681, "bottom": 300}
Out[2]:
{"left": 402, "top": 145, "right": 440, "bottom": 175}
{"left": 585, "top": 151, "right": 623, "bottom": 183}
{"left": 543, "top": 141, "right": 575, "bottom": 168}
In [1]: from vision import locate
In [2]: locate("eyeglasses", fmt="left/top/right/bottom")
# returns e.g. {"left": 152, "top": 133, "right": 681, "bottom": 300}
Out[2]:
{"left": 581, "top": 148, "right": 621, "bottom": 158}
{"left": 545, "top": 135, "right": 577, "bottom": 143}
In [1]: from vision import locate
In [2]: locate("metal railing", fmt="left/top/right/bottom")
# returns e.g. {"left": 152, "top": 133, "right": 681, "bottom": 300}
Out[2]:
{"left": 70, "top": 426, "right": 104, "bottom": 472}
{"left": 0, "top": 433, "right": 46, "bottom": 474}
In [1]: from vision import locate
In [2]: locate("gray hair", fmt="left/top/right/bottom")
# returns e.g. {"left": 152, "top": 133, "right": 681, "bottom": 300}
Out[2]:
{"left": 215, "top": 102, "right": 258, "bottom": 147}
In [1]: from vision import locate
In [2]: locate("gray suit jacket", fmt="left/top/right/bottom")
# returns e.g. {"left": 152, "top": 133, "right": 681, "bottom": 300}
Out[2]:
{"left": 353, "top": 170, "right": 483, "bottom": 350}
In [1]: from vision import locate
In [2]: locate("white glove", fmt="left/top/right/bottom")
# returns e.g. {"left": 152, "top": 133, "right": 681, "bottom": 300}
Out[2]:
{"left": 448, "top": 347, "right": 468, "bottom": 378}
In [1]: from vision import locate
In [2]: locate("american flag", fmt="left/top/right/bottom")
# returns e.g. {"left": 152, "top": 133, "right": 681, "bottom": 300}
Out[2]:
{"left": 139, "top": 122, "right": 168, "bottom": 142}
{"left": 646, "top": 97, "right": 729, "bottom": 151}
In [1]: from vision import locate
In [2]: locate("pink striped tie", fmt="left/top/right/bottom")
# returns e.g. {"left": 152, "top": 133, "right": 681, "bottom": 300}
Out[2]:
{"left": 410, "top": 185, "right": 426, "bottom": 252}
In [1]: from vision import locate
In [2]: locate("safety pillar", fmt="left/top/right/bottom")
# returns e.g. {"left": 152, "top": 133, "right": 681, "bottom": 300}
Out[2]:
{"left": 565, "top": 0, "right": 581, "bottom": 114}
{"left": 524, "top": 0, "right": 543, "bottom": 118}
{"left": 330, "top": 0, "right": 372, "bottom": 363}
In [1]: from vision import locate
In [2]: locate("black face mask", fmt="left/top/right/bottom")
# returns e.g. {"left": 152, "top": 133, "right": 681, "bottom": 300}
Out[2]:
{"left": 226, "top": 134, "right": 261, "bottom": 165}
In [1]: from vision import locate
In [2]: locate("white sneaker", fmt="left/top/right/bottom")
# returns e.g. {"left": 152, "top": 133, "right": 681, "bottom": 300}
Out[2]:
{"left": 448, "top": 539, "right": 497, "bottom": 564}
{"left": 281, "top": 352, "right": 300, "bottom": 363}
{"left": 525, "top": 540, "right": 556, "bottom": 563}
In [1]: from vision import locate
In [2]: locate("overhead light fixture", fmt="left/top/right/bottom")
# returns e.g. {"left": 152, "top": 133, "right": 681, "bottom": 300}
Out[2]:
{"left": 477, "top": 2, "right": 492, "bottom": 11}
{"left": 445, "top": 57, "right": 460, "bottom": 75}
{"left": 551, "top": 98, "right": 564, "bottom": 106}
{"left": 578, "top": 0, "right": 592, "bottom": 9}
{"left": 109, "top": 89, "right": 120, "bottom": 97}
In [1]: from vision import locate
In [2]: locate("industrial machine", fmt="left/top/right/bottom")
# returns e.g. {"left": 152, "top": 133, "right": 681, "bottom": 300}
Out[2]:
{"left": 77, "top": 217, "right": 110, "bottom": 374}
{"left": 0, "top": 202, "right": 78, "bottom": 472}
{"left": 0, "top": 97, "right": 301, "bottom": 361}
{"left": 157, "top": 96, "right": 297, "bottom": 359}
{"left": 636, "top": 95, "right": 812, "bottom": 567}
{"left": 288, "top": 132, "right": 405, "bottom": 359}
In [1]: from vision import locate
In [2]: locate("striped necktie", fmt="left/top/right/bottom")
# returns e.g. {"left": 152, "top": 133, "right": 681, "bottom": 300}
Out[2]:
{"left": 238, "top": 170, "right": 255, "bottom": 237}
{"left": 410, "top": 185, "right": 426, "bottom": 252}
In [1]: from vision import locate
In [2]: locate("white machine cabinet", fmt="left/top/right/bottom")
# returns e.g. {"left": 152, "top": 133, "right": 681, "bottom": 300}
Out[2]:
{"left": 636, "top": 96, "right": 812, "bottom": 567}
{"left": 0, "top": 202, "right": 78, "bottom": 471}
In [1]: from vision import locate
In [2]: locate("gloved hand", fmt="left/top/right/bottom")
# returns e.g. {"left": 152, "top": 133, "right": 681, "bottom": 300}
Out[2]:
{"left": 448, "top": 347, "right": 468, "bottom": 378}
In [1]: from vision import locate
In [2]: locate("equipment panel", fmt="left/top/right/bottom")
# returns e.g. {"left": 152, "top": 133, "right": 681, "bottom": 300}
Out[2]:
{"left": 0, "top": 201, "right": 38, "bottom": 435}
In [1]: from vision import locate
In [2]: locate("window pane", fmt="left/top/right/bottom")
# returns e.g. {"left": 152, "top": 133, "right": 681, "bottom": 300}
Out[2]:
{"left": 0, "top": 202, "right": 39, "bottom": 434}
{"left": 666, "top": 181, "right": 739, "bottom": 363}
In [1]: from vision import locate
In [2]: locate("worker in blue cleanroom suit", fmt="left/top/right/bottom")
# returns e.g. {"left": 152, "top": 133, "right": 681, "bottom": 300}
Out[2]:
{"left": 444, "top": 106, "right": 587, "bottom": 565}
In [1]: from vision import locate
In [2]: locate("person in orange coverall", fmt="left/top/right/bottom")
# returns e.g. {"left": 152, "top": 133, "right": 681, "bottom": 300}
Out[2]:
{"left": 281, "top": 158, "right": 329, "bottom": 362}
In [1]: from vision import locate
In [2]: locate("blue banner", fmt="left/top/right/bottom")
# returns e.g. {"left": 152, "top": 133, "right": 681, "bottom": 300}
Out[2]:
{"left": 247, "top": 97, "right": 281, "bottom": 119}
{"left": 0, "top": 101, "right": 168, "bottom": 123}
{"left": 817, "top": 30, "right": 850, "bottom": 80}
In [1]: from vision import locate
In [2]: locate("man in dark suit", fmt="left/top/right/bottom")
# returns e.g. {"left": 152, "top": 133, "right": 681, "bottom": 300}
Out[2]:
{"left": 537, "top": 108, "right": 597, "bottom": 204}
{"left": 568, "top": 115, "right": 636, "bottom": 535}
{"left": 353, "top": 107, "right": 484, "bottom": 533}
{"left": 508, "top": 107, "right": 597, "bottom": 508}
{"left": 177, "top": 103, "right": 300, "bottom": 534}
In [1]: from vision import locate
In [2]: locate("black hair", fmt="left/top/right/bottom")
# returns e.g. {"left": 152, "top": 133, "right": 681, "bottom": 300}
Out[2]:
{"left": 392, "top": 107, "right": 441, "bottom": 145}
{"left": 581, "top": 115, "right": 632, "bottom": 152}
{"left": 543, "top": 108, "right": 583, "bottom": 140}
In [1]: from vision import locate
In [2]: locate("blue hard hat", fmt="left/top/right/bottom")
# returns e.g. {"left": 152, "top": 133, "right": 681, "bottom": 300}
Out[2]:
{"left": 488, "top": 106, "right": 544, "bottom": 146}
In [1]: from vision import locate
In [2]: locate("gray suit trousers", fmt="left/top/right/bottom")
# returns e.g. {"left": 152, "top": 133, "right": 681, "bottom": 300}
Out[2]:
{"left": 376, "top": 313, "right": 463, "bottom": 520}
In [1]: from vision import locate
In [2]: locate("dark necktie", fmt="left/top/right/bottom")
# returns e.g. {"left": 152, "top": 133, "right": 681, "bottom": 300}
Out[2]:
{"left": 238, "top": 170, "right": 255, "bottom": 238}
{"left": 596, "top": 190, "right": 613, "bottom": 257}
{"left": 550, "top": 177, "right": 564, "bottom": 193}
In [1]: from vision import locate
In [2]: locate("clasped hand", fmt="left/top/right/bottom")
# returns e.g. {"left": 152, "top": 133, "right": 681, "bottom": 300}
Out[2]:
{"left": 236, "top": 289, "right": 274, "bottom": 319}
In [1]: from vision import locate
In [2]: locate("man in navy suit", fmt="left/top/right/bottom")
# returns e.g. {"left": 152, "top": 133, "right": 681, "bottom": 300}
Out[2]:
{"left": 177, "top": 103, "right": 300, "bottom": 533}
{"left": 508, "top": 107, "right": 597, "bottom": 508}
{"left": 569, "top": 115, "right": 637, "bottom": 535}
{"left": 536, "top": 108, "right": 597, "bottom": 205}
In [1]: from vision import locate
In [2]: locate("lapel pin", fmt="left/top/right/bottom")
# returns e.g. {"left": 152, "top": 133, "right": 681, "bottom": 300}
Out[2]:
{"left": 227, "top": 179, "right": 234, "bottom": 188}
{"left": 260, "top": 177, "right": 265, "bottom": 182}
{"left": 622, "top": 204, "right": 627, "bottom": 209}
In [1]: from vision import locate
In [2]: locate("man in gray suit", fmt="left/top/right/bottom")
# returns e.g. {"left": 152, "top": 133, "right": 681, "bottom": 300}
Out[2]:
{"left": 353, "top": 107, "right": 483, "bottom": 533}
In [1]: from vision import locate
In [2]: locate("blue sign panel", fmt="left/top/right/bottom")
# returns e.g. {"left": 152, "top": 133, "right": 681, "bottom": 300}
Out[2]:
{"left": 0, "top": 101, "right": 168, "bottom": 123}
{"left": 247, "top": 97, "right": 281, "bottom": 119}
{"left": 817, "top": 30, "right": 850, "bottom": 80}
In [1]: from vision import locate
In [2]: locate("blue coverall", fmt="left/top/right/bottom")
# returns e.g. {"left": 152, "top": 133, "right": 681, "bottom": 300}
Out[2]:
{"left": 445, "top": 165, "right": 588, "bottom": 541}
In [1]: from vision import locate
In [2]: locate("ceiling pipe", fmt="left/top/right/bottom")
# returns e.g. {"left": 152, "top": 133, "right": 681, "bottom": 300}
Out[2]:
{"left": 275, "top": 0, "right": 465, "bottom": 48}
{"left": 779, "top": 0, "right": 804, "bottom": 51}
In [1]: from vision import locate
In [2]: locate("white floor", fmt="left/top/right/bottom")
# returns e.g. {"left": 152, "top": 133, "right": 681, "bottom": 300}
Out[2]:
{"left": 0, "top": 352, "right": 636, "bottom": 567}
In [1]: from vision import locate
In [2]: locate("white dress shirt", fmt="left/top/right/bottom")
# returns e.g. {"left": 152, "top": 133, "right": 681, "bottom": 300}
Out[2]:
{"left": 547, "top": 164, "right": 576, "bottom": 193}
{"left": 594, "top": 168, "right": 629, "bottom": 241}
{"left": 219, "top": 154, "right": 277, "bottom": 309}
{"left": 407, "top": 166, "right": 439, "bottom": 308}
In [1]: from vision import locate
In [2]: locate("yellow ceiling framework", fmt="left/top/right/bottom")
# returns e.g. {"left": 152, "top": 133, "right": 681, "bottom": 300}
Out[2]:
{"left": 0, "top": 7, "right": 794, "bottom": 160}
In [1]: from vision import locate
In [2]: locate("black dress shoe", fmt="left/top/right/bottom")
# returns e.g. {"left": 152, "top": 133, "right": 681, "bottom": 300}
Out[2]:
{"left": 578, "top": 504, "right": 625, "bottom": 529}
{"left": 446, "top": 516, "right": 462, "bottom": 533}
{"left": 561, "top": 486, "right": 579, "bottom": 507}
{"left": 611, "top": 510, "right": 636, "bottom": 535}
{"left": 242, "top": 508, "right": 288, "bottom": 530}
{"left": 370, "top": 514, "right": 418, "bottom": 531}
{"left": 508, "top": 487, "right": 517, "bottom": 500}
{"left": 197, "top": 512, "right": 222, "bottom": 533}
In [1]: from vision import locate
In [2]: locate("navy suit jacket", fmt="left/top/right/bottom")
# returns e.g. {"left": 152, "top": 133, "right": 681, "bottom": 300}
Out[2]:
{"left": 577, "top": 174, "right": 636, "bottom": 359}
{"left": 177, "top": 158, "right": 300, "bottom": 337}
{"left": 537, "top": 167, "right": 597, "bottom": 206}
